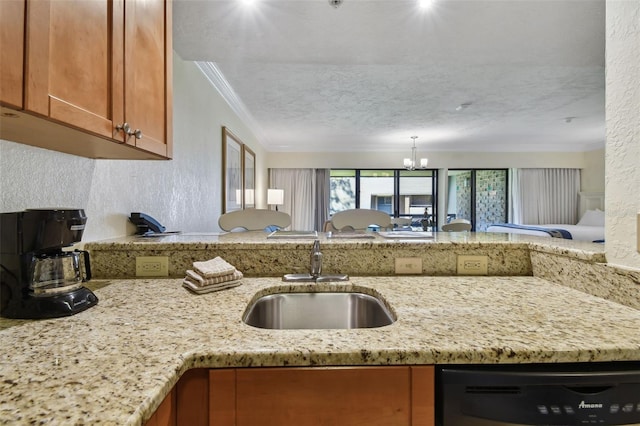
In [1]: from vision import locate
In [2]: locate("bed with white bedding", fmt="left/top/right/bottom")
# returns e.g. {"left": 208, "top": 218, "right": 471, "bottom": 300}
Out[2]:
{"left": 485, "top": 192, "right": 605, "bottom": 242}
{"left": 485, "top": 223, "right": 604, "bottom": 242}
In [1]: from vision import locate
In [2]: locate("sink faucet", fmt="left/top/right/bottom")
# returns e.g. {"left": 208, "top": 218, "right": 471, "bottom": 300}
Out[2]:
{"left": 282, "top": 240, "right": 348, "bottom": 282}
{"left": 310, "top": 240, "right": 322, "bottom": 278}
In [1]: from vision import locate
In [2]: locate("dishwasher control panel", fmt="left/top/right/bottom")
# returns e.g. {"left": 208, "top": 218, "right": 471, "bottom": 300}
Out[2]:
{"left": 437, "top": 363, "right": 640, "bottom": 426}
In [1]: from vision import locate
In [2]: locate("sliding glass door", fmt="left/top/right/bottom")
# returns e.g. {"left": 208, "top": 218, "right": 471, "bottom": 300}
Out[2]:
{"left": 447, "top": 169, "right": 508, "bottom": 231}
{"left": 399, "top": 170, "right": 436, "bottom": 229}
{"left": 359, "top": 170, "right": 395, "bottom": 214}
{"left": 330, "top": 169, "right": 437, "bottom": 228}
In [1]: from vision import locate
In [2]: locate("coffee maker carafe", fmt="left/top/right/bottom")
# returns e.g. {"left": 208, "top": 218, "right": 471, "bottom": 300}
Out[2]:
{"left": 0, "top": 209, "right": 98, "bottom": 319}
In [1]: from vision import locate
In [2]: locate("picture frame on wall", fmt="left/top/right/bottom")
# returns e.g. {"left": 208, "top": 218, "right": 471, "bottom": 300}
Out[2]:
{"left": 243, "top": 145, "right": 256, "bottom": 209}
{"left": 222, "top": 127, "right": 243, "bottom": 213}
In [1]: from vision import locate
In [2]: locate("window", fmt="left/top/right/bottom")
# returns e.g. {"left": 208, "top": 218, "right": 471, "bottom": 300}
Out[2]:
{"left": 359, "top": 170, "right": 394, "bottom": 214}
{"left": 398, "top": 170, "right": 435, "bottom": 229}
{"left": 329, "top": 169, "right": 356, "bottom": 215}
{"left": 330, "top": 169, "right": 437, "bottom": 228}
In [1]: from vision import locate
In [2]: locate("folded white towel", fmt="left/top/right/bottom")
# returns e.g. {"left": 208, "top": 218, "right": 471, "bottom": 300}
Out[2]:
{"left": 193, "top": 256, "right": 236, "bottom": 278}
{"left": 185, "top": 269, "right": 243, "bottom": 287}
{"left": 182, "top": 279, "right": 242, "bottom": 294}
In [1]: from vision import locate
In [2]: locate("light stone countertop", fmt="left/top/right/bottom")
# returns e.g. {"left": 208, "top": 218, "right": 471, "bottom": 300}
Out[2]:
{"left": 85, "top": 232, "right": 608, "bottom": 279}
{"left": 1, "top": 276, "right": 639, "bottom": 425}
{"left": 85, "top": 231, "right": 607, "bottom": 258}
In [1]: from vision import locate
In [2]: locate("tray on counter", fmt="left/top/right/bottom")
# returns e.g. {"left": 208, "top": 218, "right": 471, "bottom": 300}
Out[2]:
{"left": 327, "top": 231, "right": 375, "bottom": 239}
{"left": 267, "top": 230, "right": 319, "bottom": 239}
{"left": 378, "top": 231, "right": 434, "bottom": 239}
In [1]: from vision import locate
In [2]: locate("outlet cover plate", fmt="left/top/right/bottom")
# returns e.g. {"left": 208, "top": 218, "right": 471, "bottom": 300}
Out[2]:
{"left": 457, "top": 255, "right": 488, "bottom": 275}
{"left": 136, "top": 256, "right": 169, "bottom": 277}
{"left": 395, "top": 257, "right": 423, "bottom": 275}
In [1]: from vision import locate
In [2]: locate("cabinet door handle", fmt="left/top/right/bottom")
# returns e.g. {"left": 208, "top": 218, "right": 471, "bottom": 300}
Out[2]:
{"left": 131, "top": 129, "right": 143, "bottom": 139}
{"left": 115, "top": 123, "right": 143, "bottom": 140}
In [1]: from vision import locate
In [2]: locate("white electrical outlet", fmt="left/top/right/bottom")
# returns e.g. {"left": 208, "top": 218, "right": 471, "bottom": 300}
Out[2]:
{"left": 136, "top": 256, "right": 169, "bottom": 277}
{"left": 395, "top": 257, "right": 423, "bottom": 275}
{"left": 457, "top": 255, "right": 488, "bottom": 275}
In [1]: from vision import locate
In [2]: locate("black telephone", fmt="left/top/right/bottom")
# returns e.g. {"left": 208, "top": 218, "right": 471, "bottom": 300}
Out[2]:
{"left": 129, "top": 212, "right": 166, "bottom": 235}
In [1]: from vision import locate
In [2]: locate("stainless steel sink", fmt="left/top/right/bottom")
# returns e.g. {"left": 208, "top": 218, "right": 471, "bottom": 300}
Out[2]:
{"left": 243, "top": 292, "right": 396, "bottom": 329}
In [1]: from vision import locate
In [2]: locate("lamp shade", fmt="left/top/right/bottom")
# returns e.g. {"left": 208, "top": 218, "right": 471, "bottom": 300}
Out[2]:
{"left": 267, "top": 189, "right": 284, "bottom": 205}
{"left": 244, "top": 189, "right": 255, "bottom": 205}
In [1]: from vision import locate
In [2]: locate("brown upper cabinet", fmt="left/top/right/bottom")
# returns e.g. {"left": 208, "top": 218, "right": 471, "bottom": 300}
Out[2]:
{"left": 0, "top": 0, "right": 25, "bottom": 109}
{"left": 0, "top": 0, "right": 172, "bottom": 160}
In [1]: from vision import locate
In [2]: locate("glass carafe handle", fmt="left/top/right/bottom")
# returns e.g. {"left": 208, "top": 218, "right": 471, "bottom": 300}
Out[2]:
{"left": 75, "top": 250, "right": 92, "bottom": 281}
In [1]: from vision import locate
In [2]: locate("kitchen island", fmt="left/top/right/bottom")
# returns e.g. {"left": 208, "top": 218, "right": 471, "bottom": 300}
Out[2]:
{"left": 1, "top": 275, "right": 640, "bottom": 425}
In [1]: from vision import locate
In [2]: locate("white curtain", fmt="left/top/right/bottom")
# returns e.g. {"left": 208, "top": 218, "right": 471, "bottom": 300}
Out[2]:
{"left": 514, "top": 168, "right": 581, "bottom": 225}
{"left": 315, "top": 169, "right": 330, "bottom": 231}
{"left": 508, "top": 168, "right": 520, "bottom": 223}
{"left": 269, "top": 169, "right": 318, "bottom": 231}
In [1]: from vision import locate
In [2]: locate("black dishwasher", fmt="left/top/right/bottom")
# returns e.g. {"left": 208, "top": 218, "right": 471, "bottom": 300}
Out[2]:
{"left": 437, "top": 362, "right": 640, "bottom": 426}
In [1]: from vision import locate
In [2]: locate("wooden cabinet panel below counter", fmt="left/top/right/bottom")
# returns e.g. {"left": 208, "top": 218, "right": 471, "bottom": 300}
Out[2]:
{"left": 211, "top": 366, "right": 433, "bottom": 426}
{"left": 145, "top": 366, "right": 435, "bottom": 426}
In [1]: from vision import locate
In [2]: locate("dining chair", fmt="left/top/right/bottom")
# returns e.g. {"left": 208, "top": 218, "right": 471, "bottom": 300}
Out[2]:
{"left": 330, "top": 209, "right": 392, "bottom": 231}
{"left": 441, "top": 218, "right": 472, "bottom": 232}
{"left": 218, "top": 209, "right": 291, "bottom": 232}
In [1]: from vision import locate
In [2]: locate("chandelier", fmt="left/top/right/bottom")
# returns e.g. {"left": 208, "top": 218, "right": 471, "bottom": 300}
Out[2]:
{"left": 403, "top": 136, "right": 428, "bottom": 170}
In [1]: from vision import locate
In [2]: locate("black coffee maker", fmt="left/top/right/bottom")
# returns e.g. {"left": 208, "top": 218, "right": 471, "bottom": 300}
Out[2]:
{"left": 0, "top": 209, "right": 98, "bottom": 319}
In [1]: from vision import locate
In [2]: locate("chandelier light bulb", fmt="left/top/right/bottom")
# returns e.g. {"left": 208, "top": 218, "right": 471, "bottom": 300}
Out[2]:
{"left": 404, "top": 136, "right": 428, "bottom": 171}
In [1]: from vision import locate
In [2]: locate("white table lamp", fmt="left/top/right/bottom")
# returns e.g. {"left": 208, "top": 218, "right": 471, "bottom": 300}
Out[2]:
{"left": 267, "top": 189, "right": 284, "bottom": 211}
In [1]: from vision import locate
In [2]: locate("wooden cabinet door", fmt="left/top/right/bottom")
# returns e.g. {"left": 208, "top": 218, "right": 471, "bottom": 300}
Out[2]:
{"left": 145, "top": 387, "right": 176, "bottom": 426}
{"left": 176, "top": 369, "right": 209, "bottom": 426}
{"left": 24, "top": 0, "right": 124, "bottom": 139}
{"left": 123, "top": 0, "right": 172, "bottom": 158}
{"left": 0, "top": 0, "right": 25, "bottom": 108}
{"left": 208, "top": 366, "right": 434, "bottom": 426}
{"left": 235, "top": 367, "right": 413, "bottom": 426}
{"left": 411, "top": 366, "right": 436, "bottom": 426}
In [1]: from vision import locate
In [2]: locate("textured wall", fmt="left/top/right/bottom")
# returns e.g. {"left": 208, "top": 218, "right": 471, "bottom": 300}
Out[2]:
{"left": 0, "top": 141, "right": 95, "bottom": 212}
{"left": 267, "top": 150, "right": 599, "bottom": 170}
{"left": 605, "top": 1, "right": 640, "bottom": 269}
{"left": 0, "top": 54, "right": 266, "bottom": 242}
{"left": 581, "top": 148, "right": 605, "bottom": 193}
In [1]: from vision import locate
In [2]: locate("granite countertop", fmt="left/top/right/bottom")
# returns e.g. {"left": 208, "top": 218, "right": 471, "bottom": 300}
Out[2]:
{"left": 85, "top": 231, "right": 607, "bottom": 260}
{"left": 85, "top": 231, "right": 608, "bottom": 280}
{"left": 1, "top": 276, "right": 639, "bottom": 425}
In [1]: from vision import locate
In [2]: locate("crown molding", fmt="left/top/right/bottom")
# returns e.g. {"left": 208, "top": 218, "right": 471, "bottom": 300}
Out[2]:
{"left": 195, "top": 61, "right": 268, "bottom": 147}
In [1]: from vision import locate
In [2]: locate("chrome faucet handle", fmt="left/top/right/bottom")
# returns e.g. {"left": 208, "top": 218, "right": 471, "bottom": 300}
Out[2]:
{"left": 310, "top": 240, "right": 322, "bottom": 278}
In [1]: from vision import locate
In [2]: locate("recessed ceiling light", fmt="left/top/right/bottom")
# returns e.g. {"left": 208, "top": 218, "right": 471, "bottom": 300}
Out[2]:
{"left": 240, "top": 0, "right": 258, "bottom": 8}
{"left": 418, "top": 0, "right": 435, "bottom": 10}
